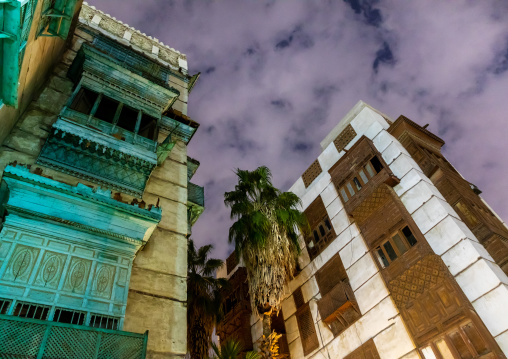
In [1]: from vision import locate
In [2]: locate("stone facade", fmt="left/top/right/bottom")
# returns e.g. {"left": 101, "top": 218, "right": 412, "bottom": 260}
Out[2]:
{"left": 0, "top": 2, "right": 203, "bottom": 358}
{"left": 218, "top": 101, "right": 508, "bottom": 359}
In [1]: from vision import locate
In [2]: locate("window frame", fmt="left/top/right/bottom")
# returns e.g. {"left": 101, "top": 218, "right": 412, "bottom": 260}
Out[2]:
{"left": 338, "top": 157, "right": 381, "bottom": 203}
{"left": 374, "top": 225, "right": 417, "bottom": 269}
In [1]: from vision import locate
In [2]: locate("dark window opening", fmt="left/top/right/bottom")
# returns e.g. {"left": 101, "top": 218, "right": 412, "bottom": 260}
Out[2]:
{"left": 0, "top": 299, "right": 11, "bottom": 314}
{"left": 89, "top": 314, "right": 119, "bottom": 330}
{"left": 324, "top": 219, "right": 332, "bottom": 231}
{"left": 116, "top": 105, "right": 139, "bottom": 132}
{"left": 402, "top": 226, "right": 417, "bottom": 246}
{"left": 13, "top": 302, "right": 49, "bottom": 320}
{"left": 377, "top": 248, "right": 389, "bottom": 267}
{"left": 138, "top": 113, "right": 158, "bottom": 140}
{"left": 370, "top": 156, "right": 383, "bottom": 173}
{"left": 313, "top": 231, "right": 319, "bottom": 243}
{"left": 383, "top": 241, "right": 398, "bottom": 261}
{"left": 69, "top": 88, "right": 98, "bottom": 115}
{"left": 95, "top": 97, "right": 120, "bottom": 124}
{"left": 53, "top": 308, "right": 85, "bottom": 325}
{"left": 319, "top": 225, "right": 325, "bottom": 236}
{"left": 353, "top": 177, "right": 362, "bottom": 190}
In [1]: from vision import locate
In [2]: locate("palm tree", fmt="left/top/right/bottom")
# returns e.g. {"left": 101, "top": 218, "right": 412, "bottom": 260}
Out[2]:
{"left": 224, "top": 166, "right": 308, "bottom": 336}
{"left": 187, "top": 240, "right": 228, "bottom": 358}
{"left": 210, "top": 340, "right": 260, "bottom": 359}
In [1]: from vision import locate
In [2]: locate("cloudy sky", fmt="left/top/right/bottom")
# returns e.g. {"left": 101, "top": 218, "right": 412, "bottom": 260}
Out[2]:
{"left": 89, "top": 0, "right": 508, "bottom": 260}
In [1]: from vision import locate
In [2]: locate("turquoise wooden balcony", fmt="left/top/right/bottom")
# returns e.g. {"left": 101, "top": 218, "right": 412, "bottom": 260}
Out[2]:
{"left": 188, "top": 182, "right": 204, "bottom": 208}
{"left": 0, "top": 314, "right": 148, "bottom": 359}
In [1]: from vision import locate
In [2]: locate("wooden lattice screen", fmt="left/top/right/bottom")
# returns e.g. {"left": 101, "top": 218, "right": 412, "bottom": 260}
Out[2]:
{"left": 302, "top": 160, "right": 322, "bottom": 188}
{"left": 343, "top": 339, "right": 380, "bottom": 359}
{"left": 333, "top": 124, "right": 357, "bottom": 153}
{"left": 315, "top": 253, "right": 347, "bottom": 295}
{"left": 295, "top": 303, "right": 319, "bottom": 356}
{"left": 293, "top": 287, "right": 304, "bottom": 309}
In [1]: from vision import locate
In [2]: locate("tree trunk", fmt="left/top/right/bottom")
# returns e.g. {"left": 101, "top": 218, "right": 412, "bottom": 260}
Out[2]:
{"left": 262, "top": 312, "right": 272, "bottom": 337}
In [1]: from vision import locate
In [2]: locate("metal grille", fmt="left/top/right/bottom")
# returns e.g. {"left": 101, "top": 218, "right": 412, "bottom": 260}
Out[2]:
{"left": 0, "top": 314, "right": 147, "bottom": 359}
{"left": 90, "top": 314, "right": 120, "bottom": 330}
{"left": 13, "top": 301, "right": 50, "bottom": 320}
{"left": 302, "top": 160, "right": 322, "bottom": 188}
{"left": 53, "top": 308, "right": 86, "bottom": 325}
{"left": 44, "top": 326, "right": 99, "bottom": 358}
{"left": 0, "top": 298, "right": 12, "bottom": 314}
{"left": 334, "top": 124, "right": 357, "bottom": 152}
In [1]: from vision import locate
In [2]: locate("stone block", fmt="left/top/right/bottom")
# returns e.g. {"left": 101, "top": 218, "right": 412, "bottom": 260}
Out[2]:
{"left": 321, "top": 183, "right": 338, "bottom": 207}
{"left": 388, "top": 153, "right": 422, "bottom": 179}
{"left": 400, "top": 180, "right": 445, "bottom": 214}
{"left": 282, "top": 295, "right": 296, "bottom": 320}
{"left": 456, "top": 259, "right": 508, "bottom": 302}
{"left": 350, "top": 106, "right": 390, "bottom": 136}
{"left": 289, "top": 262, "right": 316, "bottom": 293}
{"left": 316, "top": 319, "right": 335, "bottom": 347}
{"left": 318, "top": 142, "right": 341, "bottom": 172}
{"left": 301, "top": 172, "right": 331, "bottom": 209}
{"left": 442, "top": 238, "right": 494, "bottom": 275}
{"left": 251, "top": 318, "right": 263, "bottom": 343}
{"left": 16, "top": 109, "right": 57, "bottom": 138}
{"left": 331, "top": 209, "right": 351, "bottom": 237}
{"left": 373, "top": 316, "right": 415, "bottom": 359}
{"left": 123, "top": 290, "right": 187, "bottom": 355}
{"left": 143, "top": 194, "right": 188, "bottom": 236}
{"left": 382, "top": 140, "right": 410, "bottom": 166}
{"left": 132, "top": 227, "right": 187, "bottom": 277}
{"left": 48, "top": 74, "right": 74, "bottom": 94}
{"left": 3, "top": 128, "right": 45, "bottom": 156}
{"left": 168, "top": 140, "right": 187, "bottom": 164}
{"left": 472, "top": 283, "right": 508, "bottom": 337}
{"left": 128, "top": 266, "right": 186, "bottom": 302}
{"left": 394, "top": 168, "right": 433, "bottom": 197}
{"left": 327, "top": 323, "right": 363, "bottom": 359}
{"left": 340, "top": 235, "right": 368, "bottom": 270}
{"left": 424, "top": 215, "right": 477, "bottom": 255}
{"left": 364, "top": 120, "right": 385, "bottom": 140}
{"left": 347, "top": 252, "right": 378, "bottom": 292}
{"left": 314, "top": 232, "right": 351, "bottom": 272}
{"left": 412, "top": 197, "right": 458, "bottom": 235}
{"left": 150, "top": 157, "right": 187, "bottom": 187}
{"left": 495, "top": 330, "right": 508, "bottom": 356}
{"left": 326, "top": 197, "right": 344, "bottom": 220}
{"left": 372, "top": 130, "right": 394, "bottom": 153}
{"left": 288, "top": 337, "right": 304, "bottom": 359}
{"left": 398, "top": 350, "right": 422, "bottom": 359}
{"left": 298, "top": 245, "right": 311, "bottom": 269}
{"left": 34, "top": 86, "right": 69, "bottom": 114}
{"left": 289, "top": 177, "right": 306, "bottom": 199}
{"left": 301, "top": 276, "right": 319, "bottom": 302}
{"left": 354, "top": 297, "right": 398, "bottom": 343}
{"left": 354, "top": 272, "right": 389, "bottom": 314}
{"left": 285, "top": 315, "right": 299, "bottom": 344}
{"left": 144, "top": 176, "right": 187, "bottom": 205}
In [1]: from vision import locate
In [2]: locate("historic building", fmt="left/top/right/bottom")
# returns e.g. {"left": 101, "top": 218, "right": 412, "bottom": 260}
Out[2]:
{"left": 0, "top": 1, "right": 203, "bottom": 358}
{"left": 217, "top": 101, "right": 508, "bottom": 359}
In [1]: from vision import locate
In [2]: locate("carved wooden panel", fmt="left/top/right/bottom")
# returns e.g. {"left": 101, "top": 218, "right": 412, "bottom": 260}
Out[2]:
{"left": 303, "top": 196, "right": 336, "bottom": 260}
{"left": 91, "top": 263, "right": 115, "bottom": 299}
{"left": 352, "top": 186, "right": 390, "bottom": 228}
{"left": 296, "top": 303, "right": 319, "bottom": 356}
{"left": 62, "top": 257, "right": 92, "bottom": 294}
{"left": 33, "top": 251, "right": 67, "bottom": 289}
{"left": 344, "top": 339, "right": 380, "bottom": 359}
{"left": 2, "top": 244, "right": 40, "bottom": 284}
{"left": 315, "top": 253, "right": 347, "bottom": 295}
{"left": 302, "top": 160, "right": 322, "bottom": 188}
{"left": 334, "top": 124, "right": 357, "bottom": 153}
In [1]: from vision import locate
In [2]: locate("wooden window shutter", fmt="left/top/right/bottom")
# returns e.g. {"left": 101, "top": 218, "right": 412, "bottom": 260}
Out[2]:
{"left": 302, "top": 160, "right": 322, "bottom": 188}
{"left": 296, "top": 303, "right": 319, "bottom": 355}
{"left": 316, "top": 253, "right": 347, "bottom": 296}
{"left": 343, "top": 339, "right": 380, "bottom": 359}
{"left": 334, "top": 124, "right": 357, "bottom": 153}
{"left": 293, "top": 287, "right": 304, "bottom": 309}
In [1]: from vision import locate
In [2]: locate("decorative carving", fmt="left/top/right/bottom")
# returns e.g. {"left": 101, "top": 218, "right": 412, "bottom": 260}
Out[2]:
{"left": 92, "top": 264, "right": 115, "bottom": 299}
{"left": 351, "top": 186, "right": 389, "bottom": 226}
{"left": 34, "top": 252, "right": 67, "bottom": 289}
{"left": 333, "top": 124, "right": 357, "bottom": 153}
{"left": 70, "top": 261, "right": 87, "bottom": 289}
{"left": 3, "top": 245, "right": 39, "bottom": 283}
{"left": 63, "top": 257, "right": 92, "bottom": 294}
{"left": 302, "top": 160, "right": 322, "bottom": 188}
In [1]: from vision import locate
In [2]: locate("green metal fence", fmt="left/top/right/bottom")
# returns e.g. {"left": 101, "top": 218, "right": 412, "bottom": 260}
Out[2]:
{"left": 0, "top": 314, "right": 148, "bottom": 359}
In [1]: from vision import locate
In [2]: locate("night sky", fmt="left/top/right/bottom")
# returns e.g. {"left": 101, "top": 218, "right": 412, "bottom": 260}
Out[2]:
{"left": 88, "top": 0, "right": 508, "bottom": 260}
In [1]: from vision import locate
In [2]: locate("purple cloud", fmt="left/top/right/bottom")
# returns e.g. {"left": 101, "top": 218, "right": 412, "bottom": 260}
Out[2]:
{"left": 88, "top": 0, "right": 508, "bottom": 259}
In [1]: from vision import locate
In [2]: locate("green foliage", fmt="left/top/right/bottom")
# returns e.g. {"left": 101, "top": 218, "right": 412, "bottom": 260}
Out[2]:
{"left": 210, "top": 340, "right": 243, "bottom": 359}
{"left": 224, "top": 166, "right": 309, "bottom": 316}
{"left": 187, "top": 240, "right": 229, "bottom": 359}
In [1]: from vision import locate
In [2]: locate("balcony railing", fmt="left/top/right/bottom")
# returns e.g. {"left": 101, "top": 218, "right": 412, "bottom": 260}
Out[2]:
{"left": 0, "top": 314, "right": 148, "bottom": 359}
{"left": 188, "top": 182, "right": 204, "bottom": 207}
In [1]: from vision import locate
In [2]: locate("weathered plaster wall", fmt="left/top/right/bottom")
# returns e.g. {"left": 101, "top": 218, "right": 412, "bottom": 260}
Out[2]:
{"left": 0, "top": 0, "right": 83, "bottom": 147}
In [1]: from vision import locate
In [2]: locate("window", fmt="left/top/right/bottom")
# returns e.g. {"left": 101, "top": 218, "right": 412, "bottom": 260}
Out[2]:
{"left": 38, "top": 0, "right": 79, "bottom": 40}
{"left": 375, "top": 225, "right": 417, "bottom": 268}
{"left": 13, "top": 301, "right": 50, "bottom": 320}
{"left": 89, "top": 314, "right": 119, "bottom": 330}
{"left": 339, "top": 156, "right": 383, "bottom": 203}
{"left": 53, "top": 308, "right": 86, "bottom": 325}
{"left": 95, "top": 96, "right": 120, "bottom": 124}
{"left": 307, "top": 215, "right": 334, "bottom": 256}
{"left": 69, "top": 88, "right": 99, "bottom": 115}
{"left": 0, "top": 298, "right": 12, "bottom": 314}
{"left": 420, "top": 321, "right": 492, "bottom": 359}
